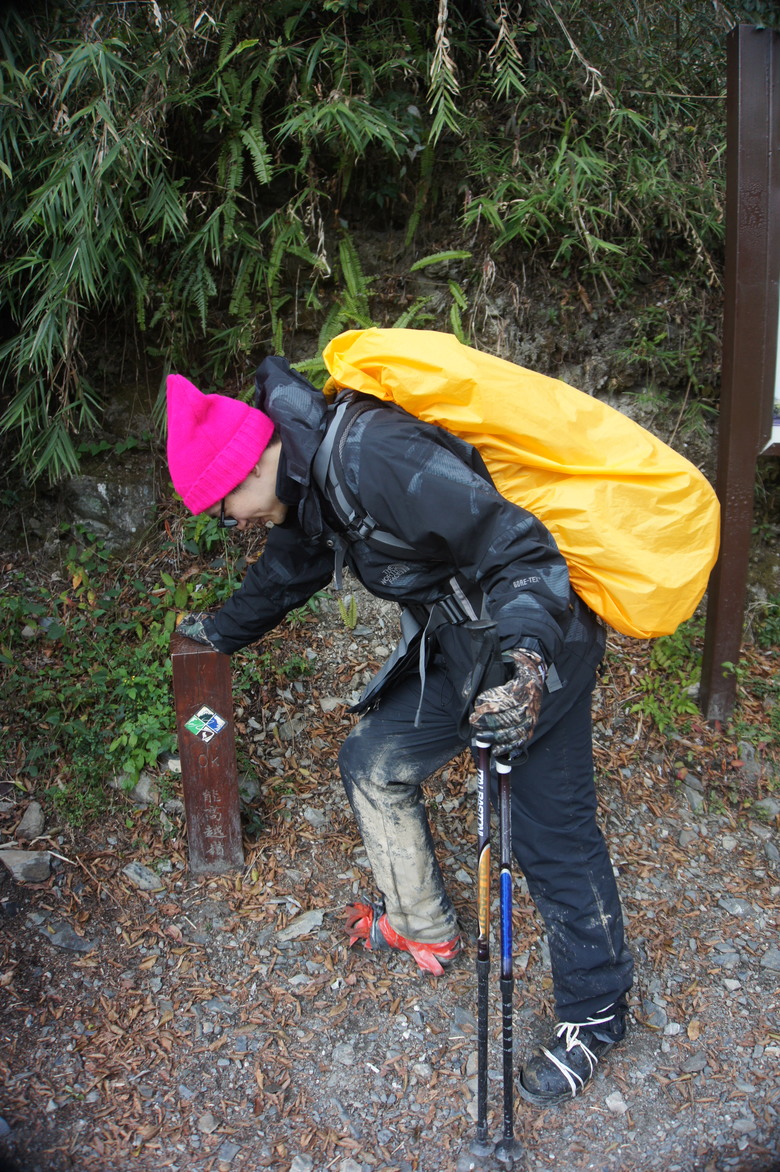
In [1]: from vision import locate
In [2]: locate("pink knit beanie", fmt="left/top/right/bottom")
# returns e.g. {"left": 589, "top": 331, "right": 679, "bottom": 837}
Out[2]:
{"left": 166, "top": 374, "right": 275, "bottom": 514}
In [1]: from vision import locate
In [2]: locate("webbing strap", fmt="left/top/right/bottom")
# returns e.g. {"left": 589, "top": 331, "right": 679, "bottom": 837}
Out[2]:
{"left": 311, "top": 400, "right": 348, "bottom": 505}
{"left": 312, "top": 398, "right": 419, "bottom": 558}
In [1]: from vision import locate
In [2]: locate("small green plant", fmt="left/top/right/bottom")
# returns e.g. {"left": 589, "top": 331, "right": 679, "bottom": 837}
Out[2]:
{"left": 409, "top": 251, "right": 474, "bottom": 343}
{"left": 158, "top": 571, "right": 193, "bottom": 613}
{"left": 77, "top": 434, "right": 146, "bottom": 459}
{"left": 727, "top": 648, "right": 780, "bottom": 759}
{"left": 242, "top": 805, "right": 264, "bottom": 840}
{"left": 752, "top": 593, "right": 780, "bottom": 651}
{"left": 276, "top": 652, "right": 315, "bottom": 680}
{"left": 181, "top": 512, "right": 228, "bottom": 557}
{"left": 286, "top": 592, "right": 325, "bottom": 629}
{"left": 105, "top": 652, "right": 177, "bottom": 786}
{"left": 627, "top": 619, "right": 703, "bottom": 733}
{"left": 294, "top": 244, "right": 470, "bottom": 389}
{"left": 338, "top": 593, "right": 359, "bottom": 631}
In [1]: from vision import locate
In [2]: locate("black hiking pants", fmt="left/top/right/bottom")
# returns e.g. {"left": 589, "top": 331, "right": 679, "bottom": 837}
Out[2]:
{"left": 338, "top": 619, "right": 634, "bottom": 1024}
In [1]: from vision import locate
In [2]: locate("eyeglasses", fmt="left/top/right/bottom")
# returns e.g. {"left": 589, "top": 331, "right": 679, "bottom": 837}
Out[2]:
{"left": 218, "top": 498, "right": 239, "bottom": 529}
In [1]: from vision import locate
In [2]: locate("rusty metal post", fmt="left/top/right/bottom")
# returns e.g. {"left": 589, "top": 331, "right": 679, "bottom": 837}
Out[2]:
{"left": 171, "top": 631, "right": 244, "bottom": 874}
{"left": 700, "top": 25, "right": 780, "bottom": 723}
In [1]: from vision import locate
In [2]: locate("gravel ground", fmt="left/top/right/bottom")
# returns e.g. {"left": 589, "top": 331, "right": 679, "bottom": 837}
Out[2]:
{"left": 1, "top": 578, "right": 779, "bottom": 1172}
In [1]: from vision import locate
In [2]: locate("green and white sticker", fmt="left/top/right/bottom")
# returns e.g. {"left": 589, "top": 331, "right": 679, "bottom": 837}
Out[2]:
{"left": 185, "top": 705, "right": 227, "bottom": 742}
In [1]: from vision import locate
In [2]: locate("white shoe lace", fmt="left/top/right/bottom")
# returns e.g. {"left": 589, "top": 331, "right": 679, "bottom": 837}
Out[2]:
{"left": 539, "top": 1010, "right": 618, "bottom": 1098}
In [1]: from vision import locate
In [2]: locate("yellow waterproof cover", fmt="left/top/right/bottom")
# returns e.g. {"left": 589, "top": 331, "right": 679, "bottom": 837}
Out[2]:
{"left": 322, "top": 328, "right": 720, "bottom": 639}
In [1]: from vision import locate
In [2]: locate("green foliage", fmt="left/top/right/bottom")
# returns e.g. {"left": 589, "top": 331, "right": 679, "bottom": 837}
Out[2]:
{"left": 725, "top": 663, "right": 779, "bottom": 760}
{"left": 0, "top": 523, "right": 310, "bottom": 825}
{"left": 752, "top": 593, "right": 780, "bottom": 651}
{"left": 618, "top": 296, "right": 720, "bottom": 395}
{"left": 77, "top": 434, "right": 147, "bottom": 459}
{"left": 294, "top": 240, "right": 469, "bottom": 386}
{"left": 338, "top": 593, "right": 359, "bottom": 631}
{"left": 0, "top": 0, "right": 762, "bottom": 482}
{"left": 738, "top": 0, "right": 780, "bottom": 27}
{"left": 1, "top": 532, "right": 179, "bottom": 822}
{"left": 332, "top": 234, "right": 376, "bottom": 331}
{"left": 181, "top": 512, "right": 228, "bottom": 558}
{"left": 318, "top": 236, "right": 466, "bottom": 342}
{"left": 615, "top": 288, "right": 721, "bottom": 440}
{"left": 409, "top": 250, "right": 473, "bottom": 341}
{"left": 286, "top": 592, "right": 325, "bottom": 629}
{"left": 459, "top": 7, "right": 729, "bottom": 292}
{"left": 627, "top": 619, "right": 703, "bottom": 733}
{"left": 275, "top": 651, "right": 315, "bottom": 680}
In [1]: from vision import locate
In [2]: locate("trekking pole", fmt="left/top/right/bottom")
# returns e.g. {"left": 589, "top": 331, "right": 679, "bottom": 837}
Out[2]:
{"left": 494, "top": 755, "right": 524, "bottom": 1167}
{"left": 470, "top": 737, "right": 494, "bottom": 1159}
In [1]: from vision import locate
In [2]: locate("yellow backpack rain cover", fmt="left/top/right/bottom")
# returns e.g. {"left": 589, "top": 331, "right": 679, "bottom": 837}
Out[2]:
{"left": 322, "top": 327, "right": 720, "bottom": 640}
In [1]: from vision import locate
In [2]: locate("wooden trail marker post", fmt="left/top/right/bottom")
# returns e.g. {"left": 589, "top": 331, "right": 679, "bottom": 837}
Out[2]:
{"left": 700, "top": 24, "right": 780, "bottom": 724}
{"left": 171, "top": 631, "right": 244, "bottom": 874}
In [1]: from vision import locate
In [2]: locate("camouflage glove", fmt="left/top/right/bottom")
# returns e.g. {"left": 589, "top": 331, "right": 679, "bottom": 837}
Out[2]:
{"left": 176, "top": 612, "right": 221, "bottom": 651}
{"left": 469, "top": 649, "right": 546, "bottom": 758}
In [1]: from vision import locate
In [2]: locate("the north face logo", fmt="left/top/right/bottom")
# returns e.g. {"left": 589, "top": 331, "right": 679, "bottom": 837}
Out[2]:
{"left": 381, "top": 563, "right": 411, "bottom": 586}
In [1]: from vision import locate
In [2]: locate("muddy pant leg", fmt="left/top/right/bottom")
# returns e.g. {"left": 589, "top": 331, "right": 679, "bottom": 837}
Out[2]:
{"left": 338, "top": 663, "right": 464, "bottom": 943}
{"left": 507, "top": 644, "right": 634, "bottom": 1022}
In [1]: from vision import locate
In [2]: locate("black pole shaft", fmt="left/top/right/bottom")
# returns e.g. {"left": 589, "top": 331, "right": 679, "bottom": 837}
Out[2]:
{"left": 473, "top": 740, "right": 492, "bottom": 1152}
{"left": 501, "top": 976, "right": 515, "bottom": 1140}
{"left": 498, "top": 758, "right": 514, "bottom": 1141}
{"left": 494, "top": 757, "right": 523, "bottom": 1165}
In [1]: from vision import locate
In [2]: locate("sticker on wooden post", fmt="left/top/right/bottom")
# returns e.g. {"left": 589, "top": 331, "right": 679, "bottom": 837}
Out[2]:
{"left": 185, "top": 705, "right": 228, "bottom": 742}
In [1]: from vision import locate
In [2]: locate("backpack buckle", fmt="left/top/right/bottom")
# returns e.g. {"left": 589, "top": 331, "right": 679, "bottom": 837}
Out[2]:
{"left": 352, "top": 515, "right": 378, "bottom": 541}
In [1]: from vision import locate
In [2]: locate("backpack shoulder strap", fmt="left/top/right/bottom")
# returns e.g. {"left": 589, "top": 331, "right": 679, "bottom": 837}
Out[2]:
{"left": 313, "top": 395, "right": 420, "bottom": 558}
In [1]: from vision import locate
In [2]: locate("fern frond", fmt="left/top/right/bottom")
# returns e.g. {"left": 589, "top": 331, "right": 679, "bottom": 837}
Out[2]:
{"left": 410, "top": 250, "right": 472, "bottom": 271}
{"left": 449, "top": 300, "right": 466, "bottom": 343}
{"left": 447, "top": 279, "right": 467, "bottom": 310}
{"left": 338, "top": 235, "right": 372, "bottom": 319}
{"left": 239, "top": 124, "right": 273, "bottom": 185}
{"left": 317, "top": 302, "right": 354, "bottom": 355}
{"left": 392, "top": 296, "right": 434, "bottom": 329}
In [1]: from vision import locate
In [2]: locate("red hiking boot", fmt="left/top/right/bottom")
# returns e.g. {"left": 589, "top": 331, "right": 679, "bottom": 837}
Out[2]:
{"left": 345, "top": 901, "right": 461, "bottom": 976}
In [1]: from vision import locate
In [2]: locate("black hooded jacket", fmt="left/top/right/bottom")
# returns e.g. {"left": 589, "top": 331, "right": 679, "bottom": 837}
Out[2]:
{"left": 206, "top": 357, "right": 598, "bottom": 702}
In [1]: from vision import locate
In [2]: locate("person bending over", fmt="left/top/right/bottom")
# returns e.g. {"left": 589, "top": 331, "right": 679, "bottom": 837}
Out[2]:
{"left": 166, "top": 360, "right": 633, "bottom": 1106}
